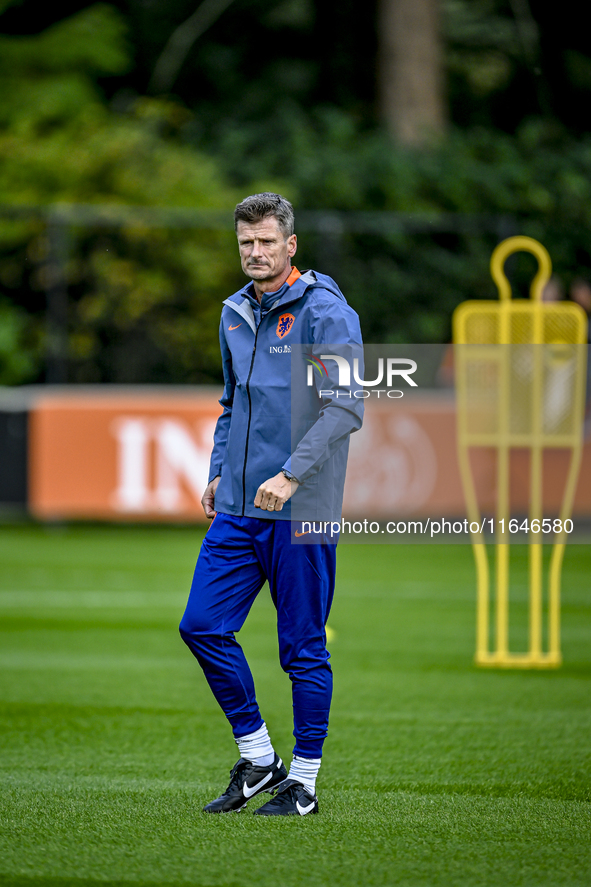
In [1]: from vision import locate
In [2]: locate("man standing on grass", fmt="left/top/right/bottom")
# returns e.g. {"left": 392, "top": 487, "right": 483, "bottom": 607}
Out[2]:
{"left": 179, "top": 192, "right": 363, "bottom": 816}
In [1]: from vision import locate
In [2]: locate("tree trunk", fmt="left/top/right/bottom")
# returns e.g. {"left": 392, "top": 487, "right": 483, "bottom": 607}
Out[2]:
{"left": 378, "top": 0, "right": 445, "bottom": 145}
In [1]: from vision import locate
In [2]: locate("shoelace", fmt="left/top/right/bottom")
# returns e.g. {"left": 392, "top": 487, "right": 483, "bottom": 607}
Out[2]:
{"left": 223, "top": 759, "right": 253, "bottom": 794}
{"left": 271, "top": 780, "right": 299, "bottom": 798}
{"left": 270, "top": 783, "right": 302, "bottom": 808}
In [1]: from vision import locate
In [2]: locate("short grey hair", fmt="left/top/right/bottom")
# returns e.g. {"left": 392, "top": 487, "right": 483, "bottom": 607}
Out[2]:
{"left": 234, "top": 192, "right": 295, "bottom": 238}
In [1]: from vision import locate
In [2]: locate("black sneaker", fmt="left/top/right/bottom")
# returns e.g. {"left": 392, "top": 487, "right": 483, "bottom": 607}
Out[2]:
{"left": 203, "top": 753, "right": 287, "bottom": 813}
{"left": 253, "top": 778, "right": 319, "bottom": 816}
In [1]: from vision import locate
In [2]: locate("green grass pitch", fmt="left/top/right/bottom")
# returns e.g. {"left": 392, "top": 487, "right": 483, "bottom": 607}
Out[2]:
{"left": 0, "top": 524, "right": 590, "bottom": 887}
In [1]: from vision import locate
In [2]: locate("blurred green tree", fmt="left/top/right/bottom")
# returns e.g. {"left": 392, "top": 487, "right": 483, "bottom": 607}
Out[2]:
{"left": 377, "top": 0, "right": 446, "bottom": 144}
{"left": 0, "top": 2, "right": 245, "bottom": 383}
{"left": 2, "top": 0, "right": 591, "bottom": 380}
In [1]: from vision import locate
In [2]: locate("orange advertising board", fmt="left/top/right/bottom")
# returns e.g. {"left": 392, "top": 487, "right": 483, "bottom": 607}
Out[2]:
{"left": 29, "top": 390, "right": 222, "bottom": 520}
{"left": 28, "top": 388, "right": 591, "bottom": 521}
{"left": 345, "top": 397, "right": 591, "bottom": 518}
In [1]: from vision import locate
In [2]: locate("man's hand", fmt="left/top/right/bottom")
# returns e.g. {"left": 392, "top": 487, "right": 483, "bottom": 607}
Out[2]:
{"left": 254, "top": 472, "right": 299, "bottom": 513}
{"left": 202, "top": 476, "right": 221, "bottom": 519}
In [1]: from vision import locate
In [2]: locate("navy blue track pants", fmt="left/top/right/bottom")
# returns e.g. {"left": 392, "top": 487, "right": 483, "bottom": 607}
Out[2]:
{"left": 179, "top": 513, "right": 336, "bottom": 759}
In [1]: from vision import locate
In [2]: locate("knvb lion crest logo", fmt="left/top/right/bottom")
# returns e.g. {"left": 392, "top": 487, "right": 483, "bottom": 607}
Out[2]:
{"left": 276, "top": 313, "right": 295, "bottom": 339}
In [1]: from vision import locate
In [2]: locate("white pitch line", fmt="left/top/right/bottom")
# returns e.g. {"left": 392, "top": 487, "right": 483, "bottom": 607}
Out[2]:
{"left": 0, "top": 590, "right": 184, "bottom": 608}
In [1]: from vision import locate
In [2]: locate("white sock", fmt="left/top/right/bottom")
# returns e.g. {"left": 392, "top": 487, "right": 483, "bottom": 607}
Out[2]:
{"left": 235, "top": 723, "right": 275, "bottom": 767}
{"left": 288, "top": 755, "right": 321, "bottom": 795}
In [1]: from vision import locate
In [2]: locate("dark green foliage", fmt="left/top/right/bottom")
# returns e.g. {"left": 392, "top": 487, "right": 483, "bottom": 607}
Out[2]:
{"left": 222, "top": 110, "right": 591, "bottom": 342}
{"left": 0, "top": 5, "right": 241, "bottom": 384}
{"left": 2, "top": 1, "right": 591, "bottom": 380}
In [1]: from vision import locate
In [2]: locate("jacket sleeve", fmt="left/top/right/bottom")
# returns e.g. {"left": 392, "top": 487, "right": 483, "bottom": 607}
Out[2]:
{"left": 284, "top": 297, "right": 364, "bottom": 483}
{"left": 208, "top": 319, "right": 235, "bottom": 482}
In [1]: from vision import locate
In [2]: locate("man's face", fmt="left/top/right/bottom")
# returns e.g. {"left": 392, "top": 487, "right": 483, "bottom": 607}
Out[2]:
{"left": 237, "top": 216, "right": 297, "bottom": 286}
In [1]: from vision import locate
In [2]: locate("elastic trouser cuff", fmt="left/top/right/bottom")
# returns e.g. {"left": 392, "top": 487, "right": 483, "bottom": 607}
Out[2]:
{"left": 292, "top": 705, "right": 330, "bottom": 758}
{"left": 232, "top": 716, "right": 266, "bottom": 739}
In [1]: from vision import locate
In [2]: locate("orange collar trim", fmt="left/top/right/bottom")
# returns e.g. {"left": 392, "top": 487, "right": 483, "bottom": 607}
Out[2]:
{"left": 286, "top": 266, "right": 301, "bottom": 287}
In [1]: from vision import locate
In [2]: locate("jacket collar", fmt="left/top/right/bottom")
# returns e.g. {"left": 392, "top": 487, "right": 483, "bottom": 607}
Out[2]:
{"left": 241, "top": 268, "right": 316, "bottom": 312}
{"left": 223, "top": 270, "right": 318, "bottom": 333}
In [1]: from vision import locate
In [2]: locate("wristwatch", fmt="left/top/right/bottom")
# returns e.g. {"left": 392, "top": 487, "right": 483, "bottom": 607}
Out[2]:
{"left": 282, "top": 468, "right": 300, "bottom": 484}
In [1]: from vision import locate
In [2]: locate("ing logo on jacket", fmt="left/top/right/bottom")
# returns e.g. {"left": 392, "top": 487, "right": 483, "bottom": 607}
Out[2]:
{"left": 276, "top": 313, "right": 295, "bottom": 339}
